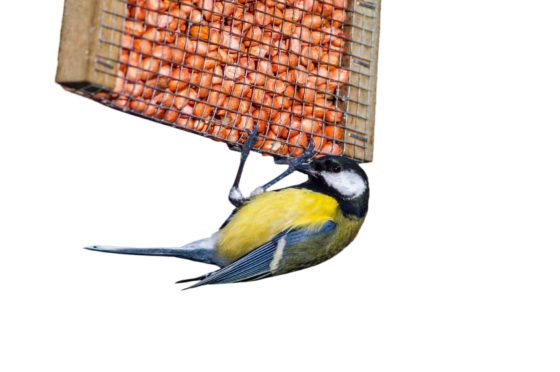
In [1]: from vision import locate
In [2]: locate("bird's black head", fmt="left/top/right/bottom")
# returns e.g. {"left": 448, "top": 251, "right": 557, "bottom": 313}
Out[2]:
{"left": 295, "top": 155, "right": 369, "bottom": 218}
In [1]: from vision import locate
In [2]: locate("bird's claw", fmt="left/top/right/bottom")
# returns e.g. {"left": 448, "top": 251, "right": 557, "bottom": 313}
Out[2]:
{"left": 287, "top": 138, "right": 316, "bottom": 171}
{"left": 229, "top": 126, "right": 260, "bottom": 208}
{"left": 241, "top": 126, "right": 260, "bottom": 156}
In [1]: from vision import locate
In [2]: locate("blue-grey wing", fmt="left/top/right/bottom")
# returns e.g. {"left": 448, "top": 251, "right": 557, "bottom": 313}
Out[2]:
{"left": 183, "top": 220, "right": 336, "bottom": 289}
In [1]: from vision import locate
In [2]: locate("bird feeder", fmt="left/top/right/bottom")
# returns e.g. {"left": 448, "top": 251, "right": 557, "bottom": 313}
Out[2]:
{"left": 56, "top": 0, "right": 381, "bottom": 162}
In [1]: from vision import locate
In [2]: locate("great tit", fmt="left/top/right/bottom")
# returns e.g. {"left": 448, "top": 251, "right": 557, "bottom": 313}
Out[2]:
{"left": 86, "top": 130, "right": 369, "bottom": 289}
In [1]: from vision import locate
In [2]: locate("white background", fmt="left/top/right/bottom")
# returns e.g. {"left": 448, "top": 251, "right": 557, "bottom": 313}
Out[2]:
{"left": 1, "top": 0, "right": 559, "bottom": 371}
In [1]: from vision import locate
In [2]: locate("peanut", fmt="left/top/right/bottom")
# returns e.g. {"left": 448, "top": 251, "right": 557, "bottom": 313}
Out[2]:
{"left": 324, "top": 125, "right": 344, "bottom": 140}
{"left": 320, "top": 142, "right": 343, "bottom": 156}
{"left": 109, "top": 0, "right": 352, "bottom": 157}
{"left": 288, "top": 131, "right": 310, "bottom": 156}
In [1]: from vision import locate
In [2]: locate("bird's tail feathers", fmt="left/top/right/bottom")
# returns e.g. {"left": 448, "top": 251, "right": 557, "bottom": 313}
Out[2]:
{"left": 85, "top": 236, "right": 218, "bottom": 265}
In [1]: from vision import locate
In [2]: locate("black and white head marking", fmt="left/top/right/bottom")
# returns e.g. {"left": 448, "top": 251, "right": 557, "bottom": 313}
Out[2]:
{"left": 320, "top": 169, "right": 368, "bottom": 200}
{"left": 295, "top": 155, "right": 370, "bottom": 217}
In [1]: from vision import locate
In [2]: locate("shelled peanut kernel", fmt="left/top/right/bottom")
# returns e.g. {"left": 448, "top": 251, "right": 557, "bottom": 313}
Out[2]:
{"left": 105, "top": 0, "right": 350, "bottom": 157}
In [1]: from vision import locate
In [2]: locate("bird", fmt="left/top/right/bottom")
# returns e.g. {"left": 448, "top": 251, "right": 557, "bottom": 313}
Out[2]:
{"left": 86, "top": 129, "right": 369, "bottom": 289}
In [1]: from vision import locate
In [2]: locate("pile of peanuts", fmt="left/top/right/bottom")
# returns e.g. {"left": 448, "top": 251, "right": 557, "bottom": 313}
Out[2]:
{"left": 106, "top": 0, "right": 350, "bottom": 156}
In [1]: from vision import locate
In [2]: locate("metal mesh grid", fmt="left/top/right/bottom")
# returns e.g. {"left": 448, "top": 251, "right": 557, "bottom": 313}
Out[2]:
{"left": 59, "top": 0, "right": 379, "bottom": 161}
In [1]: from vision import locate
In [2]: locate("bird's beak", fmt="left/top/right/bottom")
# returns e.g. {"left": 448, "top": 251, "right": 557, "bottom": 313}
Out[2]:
{"left": 294, "top": 162, "right": 319, "bottom": 177}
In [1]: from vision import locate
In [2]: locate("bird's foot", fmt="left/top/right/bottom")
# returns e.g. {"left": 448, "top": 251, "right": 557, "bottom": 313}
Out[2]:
{"left": 286, "top": 137, "right": 316, "bottom": 171}
{"left": 240, "top": 125, "right": 260, "bottom": 158}
{"left": 228, "top": 126, "right": 260, "bottom": 207}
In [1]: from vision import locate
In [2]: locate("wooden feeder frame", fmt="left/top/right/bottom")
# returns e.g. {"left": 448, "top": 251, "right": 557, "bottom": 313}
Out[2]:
{"left": 56, "top": 0, "right": 381, "bottom": 162}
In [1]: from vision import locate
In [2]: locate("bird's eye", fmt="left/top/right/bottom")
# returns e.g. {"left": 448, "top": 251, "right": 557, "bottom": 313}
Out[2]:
{"left": 331, "top": 164, "right": 342, "bottom": 173}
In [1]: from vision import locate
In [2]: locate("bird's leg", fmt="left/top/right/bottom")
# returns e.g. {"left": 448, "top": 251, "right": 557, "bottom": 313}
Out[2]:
{"left": 250, "top": 139, "right": 316, "bottom": 197}
{"left": 229, "top": 126, "right": 260, "bottom": 207}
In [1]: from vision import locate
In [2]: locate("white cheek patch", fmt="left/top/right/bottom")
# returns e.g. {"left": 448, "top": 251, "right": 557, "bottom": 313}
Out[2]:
{"left": 321, "top": 170, "right": 367, "bottom": 199}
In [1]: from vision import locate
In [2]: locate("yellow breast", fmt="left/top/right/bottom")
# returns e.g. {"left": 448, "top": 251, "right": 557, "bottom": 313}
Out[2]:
{"left": 216, "top": 188, "right": 339, "bottom": 263}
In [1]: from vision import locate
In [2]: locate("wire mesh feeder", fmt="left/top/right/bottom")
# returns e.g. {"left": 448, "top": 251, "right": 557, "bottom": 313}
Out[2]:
{"left": 56, "top": 0, "right": 381, "bottom": 162}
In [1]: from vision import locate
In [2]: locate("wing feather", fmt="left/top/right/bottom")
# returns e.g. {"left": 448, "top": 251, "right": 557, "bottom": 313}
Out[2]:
{"left": 183, "top": 221, "right": 336, "bottom": 289}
